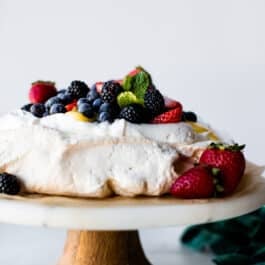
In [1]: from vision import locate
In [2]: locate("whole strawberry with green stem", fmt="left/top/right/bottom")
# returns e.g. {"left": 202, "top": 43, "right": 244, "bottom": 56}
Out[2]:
{"left": 170, "top": 165, "right": 218, "bottom": 199}
{"left": 199, "top": 143, "right": 246, "bottom": 195}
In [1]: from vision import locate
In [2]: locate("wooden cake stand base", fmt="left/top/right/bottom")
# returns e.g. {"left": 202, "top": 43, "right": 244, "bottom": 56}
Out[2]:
{"left": 58, "top": 230, "right": 151, "bottom": 265}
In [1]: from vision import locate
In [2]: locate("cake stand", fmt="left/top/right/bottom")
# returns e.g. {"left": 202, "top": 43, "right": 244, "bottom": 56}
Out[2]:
{"left": 0, "top": 165, "right": 264, "bottom": 265}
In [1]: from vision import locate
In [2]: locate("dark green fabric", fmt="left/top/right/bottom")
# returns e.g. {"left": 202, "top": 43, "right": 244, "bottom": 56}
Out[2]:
{"left": 181, "top": 207, "right": 265, "bottom": 265}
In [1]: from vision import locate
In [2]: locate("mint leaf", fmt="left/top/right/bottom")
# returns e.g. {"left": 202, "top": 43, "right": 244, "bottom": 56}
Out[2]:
{"left": 136, "top": 66, "right": 152, "bottom": 83}
{"left": 132, "top": 71, "right": 150, "bottom": 101}
{"left": 122, "top": 75, "right": 134, "bottom": 91}
{"left": 121, "top": 66, "right": 152, "bottom": 101}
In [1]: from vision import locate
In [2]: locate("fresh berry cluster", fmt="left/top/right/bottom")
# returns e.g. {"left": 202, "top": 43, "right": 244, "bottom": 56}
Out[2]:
{"left": 21, "top": 67, "right": 198, "bottom": 124}
{"left": 170, "top": 143, "right": 246, "bottom": 199}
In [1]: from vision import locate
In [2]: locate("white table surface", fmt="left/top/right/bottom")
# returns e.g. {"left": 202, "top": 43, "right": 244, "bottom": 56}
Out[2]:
{"left": 0, "top": 224, "right": 213, "bottom": 265}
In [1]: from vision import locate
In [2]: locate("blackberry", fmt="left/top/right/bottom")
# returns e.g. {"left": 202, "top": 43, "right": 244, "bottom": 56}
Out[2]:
{"left": 68, "top": 80, "right": 89, "bottom": 99}
{"left": 0, "top": 173, "right": 20, "bottom": 195}
{"left": 119, "top": 104, "right": 143, "bottom": 124}
{"left": 144, "top": 88, "right": 165, "bottom": 116}
{"left": 101, "top": 81, "right": 122, "bottom": 103}
{"left": 21, "top": 103, "right": 33, "bottom": 112}
{"left": 30, "top": 103, "right": 46, "bottom": 118}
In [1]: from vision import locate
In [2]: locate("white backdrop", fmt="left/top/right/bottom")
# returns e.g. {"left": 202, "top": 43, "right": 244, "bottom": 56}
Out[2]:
{"left": 0, "top": 1, "right": 264, "bottom": 264}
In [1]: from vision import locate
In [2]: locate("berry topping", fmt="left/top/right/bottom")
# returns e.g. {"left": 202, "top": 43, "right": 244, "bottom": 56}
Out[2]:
{"left": 77, "top": 98, "right": 90, "bottom": 106}
{"left": 57, "top": 89, "right": 67, "bottom": 94}
{"left": 78, "top": 103, "right": 94, "bottom": 118}
{"left": 199, "top": 143, "right": 246, "bottom": 195}
{"left": 92, "top": 98, "right": 103, "bottom": 111}
{"left": 151, "top": 102, "right": 182, "bottom": 124}
{"left": 30, "top": 103, "right": 46, "bottom": 118}
{"left": 68, "top": 81, "right": 89, "bottom": 99}
{"left": 98, "top": 112, "right": 113, "bottom": 123}
{"left": 21, "top": 103, "right": 33, "bottom": 112}
{"left": 164, "top": 96, "right": 180, "bottom": 110}
{"left": 42, "top": 111, "right": 50, "bottom": 117}
{"left": 87, "top": 88, "right": 100, "bottom": 102}
{"left": 101, "top": 81, "right": 122, "bottom": 103}
{"left": 0, "top": 173, "right": 20, "bottom": 195}
{"left": 65, "top": 100, "right": 77, "bottom": 112}
{"left": 23, "top": 66, "right": 186, "bottom": 124}
{"left": 119, "top": 104, "right": 143, "bottom": 124}
{"left": 29, "top": 81, "right": 57, "bottom": 103}
{"left": 45, "top": 96, "right": 62, "bottom": 109}
{"left": 94, "top": 82, "right": 104, "bottom": 93}
{"left": 144, "top": 88, "right": 165, "bottom": 116}
{"left": 57, "top": 92, "right": 73, "bottom": 104}
{"left": 99, "top": 102, "right": 114, "bottom": 114}
{"left": 117, "top": 91, "right": 142, "bottom": 109}
{"left": 49, "top": 103, "right": 66, "bottom": 114}
{"left": 122, "top": 67, "right": 151, "bottom": 101}
{"left": 182, "top": 111, "right": 197, "bottom": 122}
{"left": 127, "top": 68, "right": 141, "bottom": 77}
{"left": 170, "top": 165, "right": 215, "bottom": 199}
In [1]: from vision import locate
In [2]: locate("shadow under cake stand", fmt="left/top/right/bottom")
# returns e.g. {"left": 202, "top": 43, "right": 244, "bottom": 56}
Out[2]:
{"left": 0, "top": 174, "right": 264, "bottom": 265}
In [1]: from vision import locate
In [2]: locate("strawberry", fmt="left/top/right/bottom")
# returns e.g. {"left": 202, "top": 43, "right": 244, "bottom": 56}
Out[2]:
{"left": 151, "top": 102, "right": 182, "bottom": 124}
{"left": 164, "top": 96, "right": 181, "bottom": 110}
{"left": 199, "top": 143, "right": 246, "bottom": 195}
{"left": 170, "top": 165, "right": 215, "bottom": 199}
{"left": 95, "top": 82, "right": 104, "bottom": 93}
{"left": 127, "top": 68, "right": 141, "bottom": 77}
{"left": 115, "top": 79, "right": 123, "bottom": 85}
{"left": 65, "top": 100, "right": 77, "bottom": 112}
{"left": 29, "top": 81, "right": 57, "bottom": 103}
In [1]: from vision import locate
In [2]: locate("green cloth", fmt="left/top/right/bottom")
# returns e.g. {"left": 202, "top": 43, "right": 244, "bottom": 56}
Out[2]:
{"left": 181, "top": 207, "right": 265, "bottom": 265}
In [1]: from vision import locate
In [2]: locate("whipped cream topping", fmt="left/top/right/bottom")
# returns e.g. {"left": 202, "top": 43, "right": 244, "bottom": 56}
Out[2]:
{"left": 0, "top": 110, "right": 218, "bottom": 198}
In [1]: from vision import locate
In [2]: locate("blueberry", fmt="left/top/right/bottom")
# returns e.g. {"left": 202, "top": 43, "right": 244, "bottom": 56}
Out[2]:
{"left": 50, "top": 103, "right": 66, "bottom": 114}
{"left": 90, "top": 83, "right": 97, "bottom": 91}
{"left": 78, "top": 103, "right": 94, "bottom": 118}
{"left": 92, "top": 98, "right": 102, "bottom": 111}
{"left": 42, "top": 111, "right": 50, "bottom": 117}
{"left": 57, "top": 92, "right": 73, "bottom": 104}
{"left": 21, "top": 103, "right": 33, "bottom": 112}
{"left": 182, "top": 111, "right": 197, "bottom": 122}
{"left": 87, "top": 89, "right": 99, "bottom": 102}
{"left": 77, "top": 98, "right": 90, "bottom": 106}
{"left": 99, "top": 102, "right": 112, "bottom": 113}
{"left": 45, "top": 96, "right": 62, "bottom": 109}
{"left": 98, "top": 112, "right": 113, "bottom": 123}
{"left": 30, "top": 103, "right": 46, "bottom": 118}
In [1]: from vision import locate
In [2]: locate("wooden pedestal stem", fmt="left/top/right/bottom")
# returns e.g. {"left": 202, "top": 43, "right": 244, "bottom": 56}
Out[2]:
{"left": 57, "top": 230, "right": 152, "bottom": 265}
